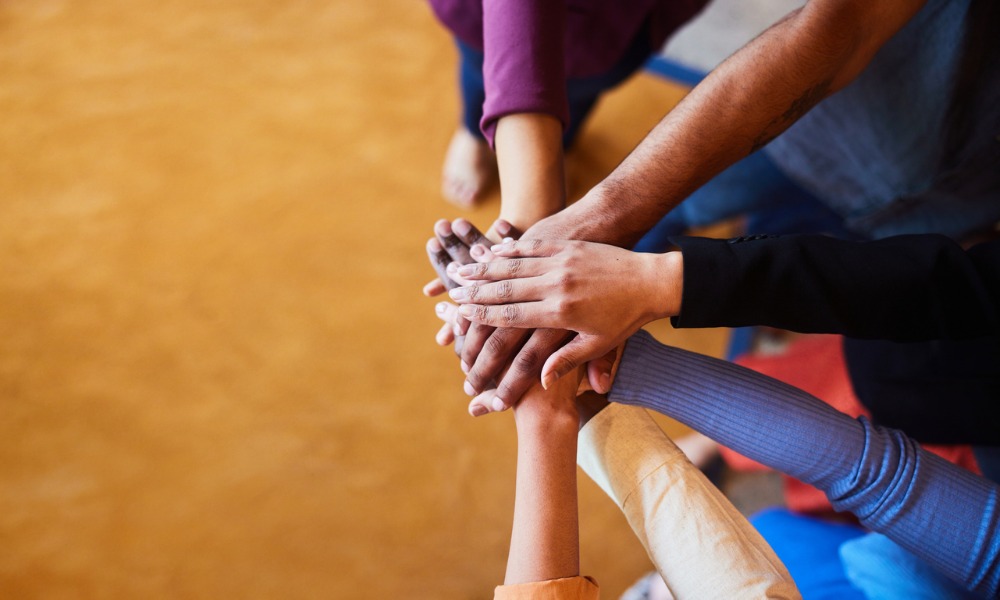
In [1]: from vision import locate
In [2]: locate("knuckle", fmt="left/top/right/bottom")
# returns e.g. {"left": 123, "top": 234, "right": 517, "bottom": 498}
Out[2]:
{"left": 495, "top": 280, "right": 514, "bottom": 300}
{"left": 473, "top": 303, "right": 490, "bottom": 321}
{"left": 527, "top": 239, "right": 543, "bottom": 253}
{"left": 505, "top": 258, "right": 523, "bottom": 278}
{"left": 465, "top": 370, "right": 487, "bottom": 390}
{"left": 513, "top": 347, "right": 540, "bottom": 373}
{"left": 501, "top": 304, "right": 520, "bottom": 326}
{"left": 485, "top": 330, "right": 510, "bottom": 355}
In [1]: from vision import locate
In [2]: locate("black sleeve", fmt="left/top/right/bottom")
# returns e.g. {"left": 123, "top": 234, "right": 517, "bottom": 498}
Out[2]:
{"left": 670, "top": 233, "right": 1000, "bottom": 341}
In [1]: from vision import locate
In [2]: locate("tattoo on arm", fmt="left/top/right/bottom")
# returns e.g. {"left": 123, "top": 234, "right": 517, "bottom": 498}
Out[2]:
{"left": 749, "top": 78, "right": 833, "bottom": 153}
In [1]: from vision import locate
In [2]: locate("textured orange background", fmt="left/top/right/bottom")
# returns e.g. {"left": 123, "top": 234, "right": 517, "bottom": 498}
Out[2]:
{"left": 0, "top": 1, "right": 727, "bottom": 597}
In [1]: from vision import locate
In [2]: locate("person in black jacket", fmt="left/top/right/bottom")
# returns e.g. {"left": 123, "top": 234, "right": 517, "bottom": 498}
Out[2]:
{"left": 443, "top": 229, "right": 1000, "bottom": 475}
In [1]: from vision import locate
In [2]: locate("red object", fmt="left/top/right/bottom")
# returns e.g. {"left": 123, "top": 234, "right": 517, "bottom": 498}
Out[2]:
{"left": 723, "top": 334, "right": 980, "bottom": 515}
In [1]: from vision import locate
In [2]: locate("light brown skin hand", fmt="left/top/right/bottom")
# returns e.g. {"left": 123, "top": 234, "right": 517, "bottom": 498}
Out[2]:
{"left": 449, "top": 239, "right": 683, "bottom": 389}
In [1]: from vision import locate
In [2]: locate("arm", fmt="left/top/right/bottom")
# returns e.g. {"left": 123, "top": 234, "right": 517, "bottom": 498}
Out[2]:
{"left": 448, "top": 234, "right": 1000, "bottom": 382}
{"left": 457, "top": 0, "right": 928, "bottom": 405}
{"left": 500, "top": 375, "right": 588, "bottom": 589}
{"left": 493, "top": 113, "right": 566, "bottom": 233}
{"left": 454, "top": 11, "right": 570, "bottom": 403}
{"left": 578, "top": 403, "right": 800, "bottom": 599}
{"left": 610, "top": 330, "right": 1000, "bottom": 597}
{"left": 525, "top": 0, "right": 927, "bottom": 247}
{"left": 670, "top": 234, "right": 1000, "bottom": 340}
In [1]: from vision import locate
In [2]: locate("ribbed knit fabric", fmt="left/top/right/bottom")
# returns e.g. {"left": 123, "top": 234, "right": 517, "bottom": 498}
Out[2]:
{"left": 610, "top": 330, "right": 1000, "bottom": 598}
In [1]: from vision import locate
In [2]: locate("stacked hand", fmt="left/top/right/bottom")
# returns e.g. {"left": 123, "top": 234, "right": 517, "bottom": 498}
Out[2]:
{"left": 425, "top": 219, "right": 669, "bottom": 413}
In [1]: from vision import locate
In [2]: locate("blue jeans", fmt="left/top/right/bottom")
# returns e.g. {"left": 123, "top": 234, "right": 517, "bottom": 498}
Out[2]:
{"left": 634, "top": 150, "right": 856, "bottom": 254}
{"left": 456, "top": 21, "right": 652, "bottom": 148}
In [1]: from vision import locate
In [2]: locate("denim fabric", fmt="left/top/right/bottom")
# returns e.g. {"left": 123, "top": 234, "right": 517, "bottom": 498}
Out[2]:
{"left": 633, "top": 151, "right": 854, "bottom": 254}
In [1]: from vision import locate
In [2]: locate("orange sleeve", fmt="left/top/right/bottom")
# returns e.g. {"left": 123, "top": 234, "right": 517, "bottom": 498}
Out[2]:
{"left": 493, "top": 576, "right": 599, "bottom": 600}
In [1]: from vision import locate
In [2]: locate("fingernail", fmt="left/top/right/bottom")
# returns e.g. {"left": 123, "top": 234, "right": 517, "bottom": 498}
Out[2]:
{"left": 448, "top": 288, "right": 467, "bottom": 301}
{"left": 600, "top": 372, "right": 611, "bottom": 391}
{"left": 435, "top": 302, "right": 448, "bottom": 315}
{"left": 457, "top": 264, "right": 475, "bottom": 277}
{"left": 458, "top": 304, "right": 475, "bottom": 317}
{"left": 490, "top": 244, "right": 502, "bottom": 253}
{"left": 502, "top": 237, "right": 514, "bottom": 243}
{"left": 491, "top": 397, "right": 506, "bottom": 412}
{"left": 460, "top": 360, "right": 470, "bottom": 374}
{"left": 438, "top": 220, "right": 453, "bottom": 235}
{"left": 470, "top": 245, "right": 485, "bottom": 259}
{"left": 470, "top": 405, "right": 488, "bottom": 417}
{"left": 464, "top": 380, "right": 477, "bottom": 396}
{"left": 446, "top": 262, "right": 458, "bottom": 274}
{"left": 453, "top": 220, "right": 471, "bottom": 237}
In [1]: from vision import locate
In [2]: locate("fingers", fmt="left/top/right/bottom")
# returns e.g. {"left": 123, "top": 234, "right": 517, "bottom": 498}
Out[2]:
{"left": 457, "top": 301, "right": 551, "bottom": 329}
{"left": 445, "top": 261, "right": 476, "bottom": 287}
{"left": 540, "top": 334, "right": 605, "bottom": 390}
{"left": 492, "top": 329, "right": 571, "bottom": 410}
{"left": 452, "top": 218, "right": 492, "bottom": 255}
{"left": 492, "top": 218, "right": 522, "bottom": 240}
{"left": 427, "top": 237, "right": 460, "bottom": 291}
{"left": 586, "top": 347, "right": 619, "bottom": 394}
{"left": 463, "top": 326, "right": 529, "bottom": 400}
{"left": 423, "top": 277, "right": 447, "bottom": 297}
{"left": 454, "top": 256, "right": 547, "bottom": 282}
{"left": 460, "top": 321, "right": 495, "bottom": 377}
{"left": 435, "top": 219, "right": 473, "bottom": 266}
{"left": 435, "top": 321, "right": 454, "bottom": 346}
{"left": 490, "top": 238, "right": 565, "bottom": 259}
{"left": 467, "top": 389, "right": 496, "bottom": 418}
{"left": 448, "top": 275, "right": 546, "bottom": 305}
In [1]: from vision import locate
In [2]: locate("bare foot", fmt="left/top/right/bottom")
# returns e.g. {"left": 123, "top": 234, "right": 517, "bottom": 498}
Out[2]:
{"left": 441, "top": 128, "right": 495, "bottom": 208}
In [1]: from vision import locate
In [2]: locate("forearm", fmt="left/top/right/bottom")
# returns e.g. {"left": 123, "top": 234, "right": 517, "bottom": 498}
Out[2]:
{"left": 610, "top": 331, "right": 1000, "bottom": 596}
{"left": 505, "top": 408, "right": 580, "bottom": 584}
{"left": 526, "top": 0, "right": 925, "bottom": 247}
{"left": 578, "top": 404, "right": 799, "bottom": 599}
{"left": 494, "top": 113, "right": 566, "bottom": 233}
{"left": 673, "top": 234, "right": 1000, "bottom": 340}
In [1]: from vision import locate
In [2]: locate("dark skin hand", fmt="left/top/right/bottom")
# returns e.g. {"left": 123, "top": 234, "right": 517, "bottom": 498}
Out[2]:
{"left": 433, "top": 290, "right": 615, "bottom": 422}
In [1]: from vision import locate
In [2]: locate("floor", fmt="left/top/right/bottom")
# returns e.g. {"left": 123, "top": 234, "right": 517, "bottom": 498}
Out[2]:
{"left": 0, "top": 1, "right": 730, "bottom": 598}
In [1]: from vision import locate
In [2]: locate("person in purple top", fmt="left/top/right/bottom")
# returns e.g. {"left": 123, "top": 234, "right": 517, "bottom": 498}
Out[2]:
{"left": 428, "top": 0, "right": 706, "bottom": 210}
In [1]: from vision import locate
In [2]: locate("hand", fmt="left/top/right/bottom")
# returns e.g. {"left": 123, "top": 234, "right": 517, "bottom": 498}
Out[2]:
{"left": 422, "top": 218, "right": 518, "bottom": 298}
{"left": 449, "top": 239, "right": 682, "bottom": 388}
{"left": 424, "top": 218, "right": 506, "bottom": 354}
{"left": 424, "top": 219, "right": 546, "bottom": 413}
{"left": 425, "top": 222, "right": 622, "bottom": 414}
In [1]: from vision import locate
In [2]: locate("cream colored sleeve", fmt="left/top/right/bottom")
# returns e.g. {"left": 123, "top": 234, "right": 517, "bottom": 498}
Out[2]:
{"left": 577, "top": 404, "right": 800, "bottom": 600}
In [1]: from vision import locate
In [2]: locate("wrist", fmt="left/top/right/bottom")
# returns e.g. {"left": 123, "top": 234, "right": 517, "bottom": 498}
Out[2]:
{"left": 514, "top": 402, "right": 579, "bottom": 436}
{"left": 500, "top": 198, "right": 563, "bottom": 234}
{"left": 644, "top": 251, "right": 683, "bottom": 319}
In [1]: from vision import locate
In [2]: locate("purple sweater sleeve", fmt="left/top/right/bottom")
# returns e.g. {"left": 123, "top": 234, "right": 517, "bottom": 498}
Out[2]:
{"left": 480, "top": 0, "right": 569, "bottom": 146}
{"left": 610, "top": 330, "right": 1000, "bottom": 598}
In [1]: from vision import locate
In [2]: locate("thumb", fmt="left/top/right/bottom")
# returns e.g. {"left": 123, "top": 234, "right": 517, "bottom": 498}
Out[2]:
{"left": 541, "top": 335, "right": 602, "bottom": 390}
{"left": 586, "top": 347, "right": 618, "bottom": 394}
